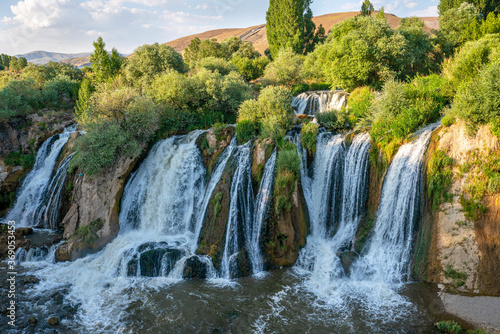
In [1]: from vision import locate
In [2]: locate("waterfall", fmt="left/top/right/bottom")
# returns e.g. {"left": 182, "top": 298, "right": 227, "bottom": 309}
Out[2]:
{"left": 3, "top": 125, "right": 76, "bottom": 228}
{"left": 36, "top": 153, "right": 75, "bottom": 229}
{"left": 220, "top": 141, "right": 254, "bottom": 279}
{"left": 350, "top": 126, "right": 437, "bottom": 284}
{"left": 292, "top": 90, "right": 347, "bottom": 116}
{"left": 295, "top": 133, "right": 370, "bottom": 282}
{"left": 192, "top": 136, "right": 237, "bottom": 252}
{"left": 249, "top": 149, "right": 277, "bottom": 276}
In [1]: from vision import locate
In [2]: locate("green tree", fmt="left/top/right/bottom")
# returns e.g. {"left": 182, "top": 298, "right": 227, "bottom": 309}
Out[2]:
{"left": 361, "top": 0, "right": 374, "bottom": 16}
{"left": 376, "top": 7, "right": 386, "bottom": 20}
{"left": 75, "top": 78, "right": 95, "bottom": 116}
{"left": 125, "top": 43, "right": 186, "bottom": 89}
{"left": 90, "top": 37, "right": 122, "bottom": 83}
{"left": 439, "top": 2, "right": 482, "bottom": 53}
{"left": 266, "top": 0, "right": 308, "bottom": 57}
{"left": 263, "top": 48, "right": 303, "bottom": 86}
{"left": 184, "top": 38, "right": 229, "bottom": 65}
{"left": 439, "top": 0, "right": 500, "bottom": 17}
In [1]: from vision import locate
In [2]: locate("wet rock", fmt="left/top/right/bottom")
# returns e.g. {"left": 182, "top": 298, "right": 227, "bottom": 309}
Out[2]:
{"left": 28, "top": 316, "right": 37, "bottom": 326}
{"left": 182, "top": 256, "right": 208, "bottom": 279}
{"left": 23, "top": 276, "right": 40, "bottom": 284}
{"left": 231, "top": 249, "right": 251, "bottom": 278}
{"left": 0, "top": 227, "right": 32, "bottom": 260}
{"left": 127, "top": 247, "right": 182, "bottom": 277}
{"left": 339, "top": 251, "right": 358, "bottom": 276}
{"left": 47, "top": 317, "right": 59, "bottom": 326}
{"left": 52, "top": 292, "right": 64, "bottom": 305}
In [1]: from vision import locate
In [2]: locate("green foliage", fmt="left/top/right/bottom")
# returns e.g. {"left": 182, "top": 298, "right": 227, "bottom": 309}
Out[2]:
{"left": 0, "top": 78, "right": 42, "bottom": 120}
{"left": 266, "top": 0, "right": 307, "bottom": 57}
{"left": 450, "top": 61, "right": 500, "bottom": 134}
{"left": 238, "top": 86, "right": 294, "bottom": 140}
{"left": 427, "top": 150, "right": 455, "bottom": 211}
{"left": 346, "top": 86, "right": 373, "bottom": 126}
{"left": 125, "top": 43, "right": 185, "bottom": 89}
{"left": 291, "top": 82, "right": 330, "bottom": 95}
{"left": 90, "top": 37, "right": 123, "bottom": 84}
{"left": 21, "top": 61, "right": 83, "bottom": 86}
{"left": 150, "top": 68, "right": 253, "bottom": 129}
{"left": 263, "top": 48, "right": 303, "bottom": 86}
{"left": 4, "top": 151, "right": 36, "bottom": 169}
{"left": 360, "top": 0, "right": 374, "bottom": 16}
{"left": 210, "top": 192, "right": 223, "bottom": 231}
{"left": 194, "top": 57, "right": 238, "bottom": 75}
{"left": 444, "top": 264, "right": 468, "bottom": 287}
{"left": 73, "top": 85, "right": 159, "bottom": 176}
{"left": 75, "top": 218, "right": 104, "bottom": 245}
{"left": 75, "top": 78, "right": 95, "bottom": 116}
{"left": 300, "top": 122, "right": 318, "bottom": 154}
{"left": 436, "top": 320, "right": 462, "bottom": 334}
{"left": 184, "top": 38, "right": 229, "bottom": 64}
{"left": 370, "top": 77, "right": 445, "bottom": 146}
{"left": 42, "top": 75, "right": 79, "bottom": 107}
{"left": 231, "top": 55, "right": 270, "bottom": 81}
{"left": 236, "top": 119, "right": 259, "bottom": 143}
{"left": 439, "top": 3, "right": 483, "bottom": 53}
{"left": 310, "top": 15, "right": 436, "bottom": 91}
{"left": 274, "top": 146, "right": 301, "bottom": 215}
{"left": 438, "top": 0, "right": 500, "bottom": 18}
{"left": 316, "top": 109, "right": 348, "bottom": 130}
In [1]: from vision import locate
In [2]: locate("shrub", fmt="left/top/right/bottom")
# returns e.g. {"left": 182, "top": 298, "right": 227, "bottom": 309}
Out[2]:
{"left": 235, "top": 119, "right": 259, "bottom": 143}
{"left": 42, "top": 75, "right": 79, "bottom": 107}
{"left": 436, "top": 320, "right": 462, "bottom": 333}
{"left": 194, "top": 57, "right": 238, "bottom": 76}
{"left": 231, "top": 55, "right": 269, "bottom": 81}
{"left": 73, "top": 85, "right": 159, "bottom": 176}
{"left": 263, "top": 48, "right": 303, "bottom": 86}
{"left": 450, "top": 62, "right": 500, "bottom": 134}
{"left": 0, "top": 78, "right": 42, "bottom": 118}
{"left": 316, "top": 109, "right": 348, "bottom": 130}
{"left": 274, "top": 147, "right": 301, "bottom": 215}
{"left": 301, "top": 123, "right": 319, "bottom": 154}
{"left": 4, "top": 151, "right": 36, "bottom": 169}
{"left": 347, "top": 86, "right": 373, "bottom": 126}
{"left": 125, "top": 43, "right": 186, "bottom": 89}
{"left": 439, "top": 3, "right": 482, "bottom": 54}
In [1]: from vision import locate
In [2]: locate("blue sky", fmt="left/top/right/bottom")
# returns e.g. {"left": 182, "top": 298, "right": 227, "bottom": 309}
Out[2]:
{"left": 0, "top": 0, "right": 439, "bottom": 56}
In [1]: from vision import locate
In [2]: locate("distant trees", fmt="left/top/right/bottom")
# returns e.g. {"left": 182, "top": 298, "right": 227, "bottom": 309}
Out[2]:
{"left": 361, "top": 0, "right": 374, "bottom": 16}
{"left": 266, "top": 0, "right": 325, "bottom": 57}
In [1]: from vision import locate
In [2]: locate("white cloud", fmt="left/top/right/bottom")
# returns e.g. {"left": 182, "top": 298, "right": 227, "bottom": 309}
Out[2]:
{"left": 9, "top": 0, "right": 69, "bottom": 30}
{"left": 405, "top": 2, "right": 418, "bottom": 8}
{"left": 341, "top": 1, "right": 362, "bottom": 11}
{"left": 409, "top": 5, "right": 438, "bottom": 16}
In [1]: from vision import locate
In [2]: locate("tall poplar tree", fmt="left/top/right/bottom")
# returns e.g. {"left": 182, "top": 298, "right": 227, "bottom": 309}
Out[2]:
{"left": 266, "top": 0, "right": 305, "bottom": 57}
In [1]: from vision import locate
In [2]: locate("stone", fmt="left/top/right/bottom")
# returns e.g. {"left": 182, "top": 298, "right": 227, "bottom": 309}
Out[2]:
{"left": 28, "top": 316, "right": 37, "bottom": 326}
{"left": 182, "top": 256, "right": 208, "bottom": 279}
{"left": 48, "top": 317, "right": 59, "bottom": 326}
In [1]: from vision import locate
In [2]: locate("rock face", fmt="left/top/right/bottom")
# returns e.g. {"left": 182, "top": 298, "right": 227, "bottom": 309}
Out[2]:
{"left": 55, "top": 153, "right": 142, "bottom": 262}
{"left": 263, "top": 181, "right": 309, "bottom": 268}
{"left": 0, "top": 227, "right": 32, "bottom": 259}
{"left": 251, "top": 138, "right": 274, "bottom": 194}
{"left": 196, "top": 126, "right": 235, "bottom": 175}
{"left": 0, "top": 112, "right": 74, "bottom": 214}
{"left": 414, "top": 121, "right": 500, "bottom": 295}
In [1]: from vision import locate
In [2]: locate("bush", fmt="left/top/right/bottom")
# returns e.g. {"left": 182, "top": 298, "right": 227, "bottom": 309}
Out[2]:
{"left": 316, "top": 109, "right": 348, "bottom": 130}
{"left": 439, "top": 3, "right": 482, "bottom": 54}
{"left": 235, "top": 119, "right": 259, "bottom": 143}
{"left": 346, "top": 86, "right": 373, "bottom": 126}
{"left": 194, "top": 57, "right": 238, "bottom": 76}
{"left": 274, "top": 147, "right": 301, "bottom": 215}
{"left": 231, "top": 55, "right": 269, "bottom": 81}
{"left": 125, "top": 43, "right": 186, "bottom": 89}
{"left": 263, "top": 48, "right": 303, "bottom": 86}
{"left": 73, "top": 85, "right": 159, "bottom": 176}
{"left": 4, "top": 151, "right": 36, "bottom": 169}
{"left": 301, "top": 123, "right": 319, "bottom": 154}
{"left": 451, "top": 61, "right": 500, "bottom": 134}
{"left": 436, "top": 320, "right": 462, "bottom": 333}
{"left": 237, "top": 86, "right": 293, "bottom": 140}
{"left": 0, "top": 78, "right": 42, "bottom": 118}
{"left": 42, "top": 75, "right": 79, "bottom": 107}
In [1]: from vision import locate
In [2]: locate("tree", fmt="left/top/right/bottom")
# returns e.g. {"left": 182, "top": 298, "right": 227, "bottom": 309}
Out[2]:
{"left": 90, "top": 37, "right": 122, "bottom": 83}
{"left": 361, "top": 0, "right": 374, "bottom": 16}
{"left": 263, "top": 48, "right": 303, "bottom": 86}
{"left": 376, "top": 7, "right": 386, "bottom": 20}
{"left": 304, "top": 7, "right": 317, "bottom": 53}
{"left": 266, "top": 0, "right": 306, "bottom": 57}
{"left": 439, "top": 0, "right": 500, "bottom": 17}
{"left": 125, "top": 43, "right": 186, "bottom": 89}
{"left": 439, "top": 3, "right": 482, "bottom": 53}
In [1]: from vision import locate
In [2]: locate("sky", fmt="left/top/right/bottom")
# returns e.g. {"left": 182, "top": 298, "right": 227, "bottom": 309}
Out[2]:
{"left": 0, "top": 0, "right": 439, "bottom": 56}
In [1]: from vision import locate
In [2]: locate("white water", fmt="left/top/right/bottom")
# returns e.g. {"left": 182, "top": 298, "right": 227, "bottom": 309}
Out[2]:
{"left": 3, "top": 125, "right": 76, "bottom": 227}
{"left": 350, "top": 127, "right": 437, "bottom": 284}
{"left": 220, "top": 141, "right": 254, "bottom": 279}
{"left": 249, "top": 149, "right": 277, "bottom": 276}
{"left": 292, "top": 90, "right": 347, "bottom": 116}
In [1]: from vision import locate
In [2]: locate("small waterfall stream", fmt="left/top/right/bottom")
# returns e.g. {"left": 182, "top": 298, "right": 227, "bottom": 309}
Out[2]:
{"left": 249, "top": 149, "right": 277, "bottom": 276}
{"left": 292, "top": 90, "right": 347, "bottom": 116}
{"left": 220, "top": 141, "right": 254, "bottom": 279}
{"left": 3, "top": 125, "right": 76, "bottom": 228}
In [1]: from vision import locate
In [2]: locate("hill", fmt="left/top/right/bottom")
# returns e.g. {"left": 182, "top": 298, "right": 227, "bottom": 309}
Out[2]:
{"left": 15, "top": 51, "right": 92, "bottom": 65}
{"left": 165, "top": 11, "right": 439, "bottom": 55}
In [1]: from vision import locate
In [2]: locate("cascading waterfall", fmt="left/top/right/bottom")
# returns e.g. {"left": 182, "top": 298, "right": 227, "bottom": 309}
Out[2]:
{"left": 192, "top": 137, "right": 237, "bottom": 252}
{"left": 36, "top": 153, "right": 75, "bottom": 229}
{"left": 2, "top": 125, "right": 76, "bottom": 228}
{"left": 350, "top": 125, "right": 438, "bottom": 284}
{"left": 220, "top": 141, "right": 254, "bottom": 279}
{"left": 249, "top": 149, "right": 277, "bottom": 276}
{"left": 292, "top": 90, "right": 347, "bottom": 116}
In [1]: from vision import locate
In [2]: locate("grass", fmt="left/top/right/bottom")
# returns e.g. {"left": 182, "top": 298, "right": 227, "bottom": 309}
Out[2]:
{"left": 75, "top": 218, "right": 104, "bottom": 245}
{"left": 4, "top": 151, "right": 36, "bottom": 169}
{"left": 210, "top": 192, "right": 223, "bottom": 231}
{"left": 443, "top": 264, "right": 467, "bottom": 287}
{"left": 274, "top": 147, "right": 300, "bottom": 216}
